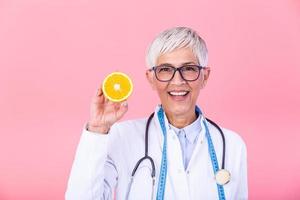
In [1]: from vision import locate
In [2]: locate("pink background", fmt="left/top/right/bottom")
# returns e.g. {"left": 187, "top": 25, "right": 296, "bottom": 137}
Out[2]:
{"left": 1, "top": 0, "right": 300, "bottom": 199}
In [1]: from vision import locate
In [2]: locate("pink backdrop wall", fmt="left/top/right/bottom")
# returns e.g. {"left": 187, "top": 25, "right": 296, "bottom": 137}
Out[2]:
{"left": 1, "top": 0, "right": 300, "bottom": 199}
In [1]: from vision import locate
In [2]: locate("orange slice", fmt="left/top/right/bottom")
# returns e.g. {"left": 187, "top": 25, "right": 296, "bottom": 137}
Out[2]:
{"left": 102, "top": 72, "right": 133, "bottom": 102}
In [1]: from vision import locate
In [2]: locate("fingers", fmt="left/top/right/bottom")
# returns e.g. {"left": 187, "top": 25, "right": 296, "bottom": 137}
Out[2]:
{"left": 92, "top": 87, "right": 105, "bottom": 104}
{"left": 95, "top": 87, "right": 115, "bottom": 105}
{"left": 97, "top": 87, "right": 103, "bottom": 96}
{"left": 92, "top": 85, "right": 128, "bottom": 119}
{"left": 115, "top": 101, "right": 128, "bottom": 120}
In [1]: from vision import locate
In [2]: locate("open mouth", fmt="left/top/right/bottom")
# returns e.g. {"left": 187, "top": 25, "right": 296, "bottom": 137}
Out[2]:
{"left": 168, "top": 91, "right": 190, "bottom": 96}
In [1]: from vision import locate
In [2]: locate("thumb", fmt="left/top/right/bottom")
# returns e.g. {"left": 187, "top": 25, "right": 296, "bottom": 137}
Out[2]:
{"left": 116, "top": 101, "right": 128, "bottom": 120}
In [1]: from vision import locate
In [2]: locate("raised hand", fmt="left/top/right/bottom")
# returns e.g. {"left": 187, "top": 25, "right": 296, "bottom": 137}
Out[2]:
{"left": 87, "top": 88, "right": 128, "bottom": 134}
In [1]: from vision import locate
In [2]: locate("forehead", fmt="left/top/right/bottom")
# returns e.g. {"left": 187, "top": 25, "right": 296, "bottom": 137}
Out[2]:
{"left": 156, "top": 48, "right": 198, "bottom": 66}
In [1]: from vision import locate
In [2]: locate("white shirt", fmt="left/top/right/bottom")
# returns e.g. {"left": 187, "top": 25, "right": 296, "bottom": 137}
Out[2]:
{"left": 65, "top": 106, "right": 248, "bottom": 200}
{"left": 169, "top": 113, "right": 202, "bottom": 170}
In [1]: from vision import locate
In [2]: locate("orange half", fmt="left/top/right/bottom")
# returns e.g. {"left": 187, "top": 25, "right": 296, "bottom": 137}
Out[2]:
{"left": 102, "top": 72, "right": 133, "bottom": 102}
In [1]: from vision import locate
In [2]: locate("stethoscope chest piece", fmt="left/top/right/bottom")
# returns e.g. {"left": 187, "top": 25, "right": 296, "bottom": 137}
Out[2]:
{"left": 215, "top": 169, "right": 231, "bottom": 185}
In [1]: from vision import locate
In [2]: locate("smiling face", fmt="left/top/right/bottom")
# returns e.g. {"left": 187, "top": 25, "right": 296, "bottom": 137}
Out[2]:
{"left": 146, "top": 47, "right": 210, "bottom": 122}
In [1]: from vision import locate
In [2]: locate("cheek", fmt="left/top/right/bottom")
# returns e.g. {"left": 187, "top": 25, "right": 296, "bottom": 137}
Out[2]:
{"left": 197, "top": 74, "right": 206, "bottom": 89}
{"left": 154, "top": 81, "right": 168, "bottom": 92}
{"left": 190, "top": 81, "right": 203, "bottom": 95}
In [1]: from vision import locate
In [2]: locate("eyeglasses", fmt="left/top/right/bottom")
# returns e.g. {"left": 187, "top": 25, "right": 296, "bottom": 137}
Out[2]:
{"left": 151, "top": 64, "right": 205, "bottom": 82}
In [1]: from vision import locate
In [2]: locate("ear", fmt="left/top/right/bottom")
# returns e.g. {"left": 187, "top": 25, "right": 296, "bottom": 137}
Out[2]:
{"left": 201, "top": 67, "right": 211, "bottom": 88}
{"left": 146, "top": 70, "right": 156, "bottom": 90}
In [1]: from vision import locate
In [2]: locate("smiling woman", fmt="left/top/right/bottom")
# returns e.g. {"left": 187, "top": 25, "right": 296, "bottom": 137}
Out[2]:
{"left": 65, "top": 27, "right": 247, "bottom": 200}
{"left": 146, "top": 48, "right": 210, "bottom": 128}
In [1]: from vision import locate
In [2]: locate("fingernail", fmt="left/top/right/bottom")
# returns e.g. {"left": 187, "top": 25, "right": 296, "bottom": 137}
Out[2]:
{"left": 121, "top": 101, "right": 128, "bottom": 107}
{"left": 97, "top": 88, "right": 102, "bottom": 96}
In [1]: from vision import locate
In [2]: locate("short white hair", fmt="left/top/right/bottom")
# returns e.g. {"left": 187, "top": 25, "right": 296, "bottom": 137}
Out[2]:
{"left": 146, "top": 27, "right": 208, "bottom": 68}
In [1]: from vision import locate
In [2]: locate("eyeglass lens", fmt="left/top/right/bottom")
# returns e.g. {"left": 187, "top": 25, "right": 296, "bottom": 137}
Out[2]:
{"left": 154, "top": 65, "right": 201, "bottom": 81}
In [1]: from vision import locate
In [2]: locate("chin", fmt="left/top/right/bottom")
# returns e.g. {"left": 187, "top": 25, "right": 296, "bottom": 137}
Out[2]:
{"left": 166, "top": 104, "right": 193, "bottom": 116}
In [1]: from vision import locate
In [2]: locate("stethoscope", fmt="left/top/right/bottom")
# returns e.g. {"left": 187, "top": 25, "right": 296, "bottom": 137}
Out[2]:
{"left": 125, "top": 108, "right": 231, "bottom": 200}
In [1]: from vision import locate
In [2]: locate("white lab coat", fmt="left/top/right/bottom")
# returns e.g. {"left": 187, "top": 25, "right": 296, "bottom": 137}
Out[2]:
{"left": 65, "top": 106, "right": 248, "bottom": 200}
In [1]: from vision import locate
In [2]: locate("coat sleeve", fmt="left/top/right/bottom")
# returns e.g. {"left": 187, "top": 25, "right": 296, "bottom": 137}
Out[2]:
{"left": 65, "top": 124, "right": 118, "bottom": 200}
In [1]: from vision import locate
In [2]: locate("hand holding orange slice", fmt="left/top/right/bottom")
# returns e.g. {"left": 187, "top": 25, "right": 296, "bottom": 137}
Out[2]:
{"left": 102, "top": 72, "right": 133, "bottom": 102}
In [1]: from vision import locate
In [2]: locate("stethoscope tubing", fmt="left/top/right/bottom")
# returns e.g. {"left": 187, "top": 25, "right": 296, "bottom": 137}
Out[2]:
{"left": 127, "top": 112, "right": 226, "bottom": 199}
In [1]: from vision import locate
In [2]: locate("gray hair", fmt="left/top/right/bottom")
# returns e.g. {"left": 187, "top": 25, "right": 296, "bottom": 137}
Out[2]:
{"left": 146, "top": 27, "right": 208, "bottom": 68}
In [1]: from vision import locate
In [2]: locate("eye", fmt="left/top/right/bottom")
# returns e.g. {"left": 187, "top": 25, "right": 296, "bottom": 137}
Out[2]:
{"left": 182, "top": 65, "right": 198, "bottom": 72}
{"left": 157, "top": 66, "right": 173, "bottom": 73}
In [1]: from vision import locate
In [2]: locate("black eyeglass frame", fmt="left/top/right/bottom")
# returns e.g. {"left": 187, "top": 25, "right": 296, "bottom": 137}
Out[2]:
{"left": 150, "top": 64, "right": 206, "bottom": 82}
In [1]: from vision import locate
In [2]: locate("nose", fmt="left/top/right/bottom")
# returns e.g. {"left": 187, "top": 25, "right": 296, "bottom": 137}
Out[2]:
{"left": 170, "top": 69, "right": 186, "bottom": 85}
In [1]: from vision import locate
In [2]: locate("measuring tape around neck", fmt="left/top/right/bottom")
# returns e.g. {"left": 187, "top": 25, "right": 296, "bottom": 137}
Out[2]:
{"left": 156, "top": 106, "right": 226, "bottom": 200}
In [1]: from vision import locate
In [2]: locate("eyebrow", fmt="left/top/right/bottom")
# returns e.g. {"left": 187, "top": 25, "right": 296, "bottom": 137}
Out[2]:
{"left": 159, "top": 62, "right": 197, "bottom": 66}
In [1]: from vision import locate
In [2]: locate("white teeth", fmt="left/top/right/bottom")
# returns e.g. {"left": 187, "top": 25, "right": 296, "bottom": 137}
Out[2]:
{"left": 169, "top": 91, "right": 188, "bottom": 96}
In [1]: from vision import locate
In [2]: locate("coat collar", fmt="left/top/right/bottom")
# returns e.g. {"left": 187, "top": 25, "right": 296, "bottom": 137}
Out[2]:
{"left": 153, "top": 105, "right": 205, "bottom": 144}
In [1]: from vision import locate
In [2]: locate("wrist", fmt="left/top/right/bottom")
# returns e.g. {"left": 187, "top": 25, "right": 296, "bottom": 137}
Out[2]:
{"left": 87, "top": 123, "right": 110, "bottom": 134}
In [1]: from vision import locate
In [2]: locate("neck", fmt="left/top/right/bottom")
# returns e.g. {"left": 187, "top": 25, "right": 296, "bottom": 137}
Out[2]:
{"left": 165, "top": 110, "right": 197, "bottom": 129}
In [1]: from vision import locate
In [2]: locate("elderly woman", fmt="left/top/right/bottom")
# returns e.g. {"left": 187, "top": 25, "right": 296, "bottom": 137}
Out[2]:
{"left": 66, "top": 27, "right": 248, "bottom": 200}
